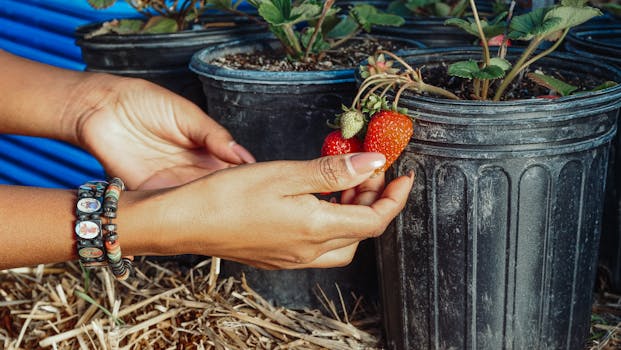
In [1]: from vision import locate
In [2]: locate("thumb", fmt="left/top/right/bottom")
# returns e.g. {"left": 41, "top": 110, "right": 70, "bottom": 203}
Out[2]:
{"left": 286, "top": 152, "right": 386, "bottom": 195}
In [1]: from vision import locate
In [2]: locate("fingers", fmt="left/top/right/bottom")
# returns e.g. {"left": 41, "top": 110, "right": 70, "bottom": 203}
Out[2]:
{"left": 179, "top": 107, "right": 256, "bottom": 165}
{"left": 311, "top": 171, "right": 414, "bottom": 240}
{"left": 273, "top": 153, "right": 386, "bottom": 195}
{"left": 340, "top": 172, "right": 386, "bottom": 205}
{"left": 292, "top": 242, "right": 360, "bottom": 269}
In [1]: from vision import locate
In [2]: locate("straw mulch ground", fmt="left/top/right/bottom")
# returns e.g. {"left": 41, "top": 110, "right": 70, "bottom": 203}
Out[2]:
{"left": 0, "top": 259, "right": 382, "bottom": 349}
{"left": 2, "top": 258, "right": 621, "bottom": 350}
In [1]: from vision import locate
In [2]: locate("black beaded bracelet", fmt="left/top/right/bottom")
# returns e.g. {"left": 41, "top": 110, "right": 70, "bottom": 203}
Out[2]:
{"left": 102, "top": 177, "right": 133, "bottom": 281}
{"left": 75, "top": 181, "right": 108, "bottom": 268}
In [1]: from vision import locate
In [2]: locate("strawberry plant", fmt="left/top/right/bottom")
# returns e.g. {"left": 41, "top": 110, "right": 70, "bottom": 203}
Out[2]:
{"left": 211, "top": 0, "right": 405, "bottom": 60}
{"left": 85, "top": 0, "right": 251, "bottom": 35}
{"left": 359, "top": 0, "right": 611, "bottom": 102}
{"left": 319, "top": 0, "right": 617, "bottom": 172}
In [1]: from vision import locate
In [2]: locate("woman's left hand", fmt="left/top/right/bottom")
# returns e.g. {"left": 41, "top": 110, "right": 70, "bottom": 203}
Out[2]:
{"left": 74, "top": 76, "right": 255, "bottom": 189}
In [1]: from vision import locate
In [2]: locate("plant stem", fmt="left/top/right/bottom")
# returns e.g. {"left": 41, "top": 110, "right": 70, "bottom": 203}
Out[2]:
{"left": 283, "top": 24, "right": 303, "bottom": 57}
{"left": 517, "top": 29, "right": 569, "bottom": 75}
{"left": 377, "top": 50, "right": 419, "bottom": 77}
{"left": 420, "top": 82, "right": 461, "bottom": 100}
{"left": 468, "top": 0, "right": 491, "bottom": 99}
{"left": 492, "top": 36, "right": 543, "bottom": 101}
{"left": 304, "top": 0, "right": 335, "bottom": 60}
{"left": 330, "top": 29, "right": 362, "bottom": 49}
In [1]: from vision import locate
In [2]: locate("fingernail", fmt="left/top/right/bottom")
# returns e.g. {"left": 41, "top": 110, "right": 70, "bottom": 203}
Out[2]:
{"left": 347, "top": 152, "right": 386, "bottom": 175}
{"left": 229, "top": 141, "right": 256, "bottom": 164}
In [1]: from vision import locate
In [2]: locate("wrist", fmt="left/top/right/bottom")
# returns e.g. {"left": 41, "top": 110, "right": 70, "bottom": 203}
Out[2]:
{"left": 61, "top": 73, "right": 128, "bottom": 147}
{"left": 115, "top": 188, "right": 172, "bottom": 257}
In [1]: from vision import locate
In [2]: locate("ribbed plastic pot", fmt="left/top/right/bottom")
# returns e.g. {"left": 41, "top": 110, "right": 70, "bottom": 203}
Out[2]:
{"left": 189, "top": 34, "right": 425, "bottom": 309}
{"left": 75, "top": 16, "right": 266, "bottom": 109}
{"left": 566, "top": 24, "right": 621, "bottom": 294}
{"left": 565, "top": 25, "right": 621, "bottom": 68}
{"left": 371, "top": 48, "right": 621, "bottom": 350}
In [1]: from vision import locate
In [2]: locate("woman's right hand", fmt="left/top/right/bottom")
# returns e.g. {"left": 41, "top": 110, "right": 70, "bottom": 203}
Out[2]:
{"left": 125, "top": 152, "right": 414, "bottom": 270}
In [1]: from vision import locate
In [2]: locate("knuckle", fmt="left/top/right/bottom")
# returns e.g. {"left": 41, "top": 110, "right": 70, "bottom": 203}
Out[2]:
{"left": 314, "top": 156, "right": 349, "bottom": 189}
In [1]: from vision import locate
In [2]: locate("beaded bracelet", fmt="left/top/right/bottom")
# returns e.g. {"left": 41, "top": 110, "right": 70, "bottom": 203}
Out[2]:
{"left": 102, "top": 177, "right": 133, "bottom": 281}
{"left": 75, "top": 178, "right": 132, "bottom": 280}
{"left": 75, "top": 181, "right": 108, "bottom": 268}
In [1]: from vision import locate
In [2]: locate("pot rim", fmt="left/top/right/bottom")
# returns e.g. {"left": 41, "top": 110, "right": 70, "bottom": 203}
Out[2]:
{"left": 189, "top": 34, "right": 425, "bottom": 85}
{"left": 365, "top": 46, "right": 621, "bottom": 121}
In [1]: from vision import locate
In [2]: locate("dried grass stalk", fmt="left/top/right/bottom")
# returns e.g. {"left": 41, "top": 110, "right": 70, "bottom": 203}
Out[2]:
{"left": 0, "top": 260, "right": 382, "bottom": 349}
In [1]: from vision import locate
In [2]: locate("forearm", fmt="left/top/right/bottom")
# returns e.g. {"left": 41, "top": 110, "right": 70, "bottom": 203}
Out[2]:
{"left": 0, "top": 185, "right": 165, "bottom": 270}
{"left": 0, "top": 50, "right": 117, "bottom": 145}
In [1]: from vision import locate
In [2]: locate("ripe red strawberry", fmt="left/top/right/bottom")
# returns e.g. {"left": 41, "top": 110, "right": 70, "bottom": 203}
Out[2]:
{"left": 321, "top": 130, "right": 363, "bottom": 156}
{"left": 363, "top": 110, "right": 413, "bottom": 172}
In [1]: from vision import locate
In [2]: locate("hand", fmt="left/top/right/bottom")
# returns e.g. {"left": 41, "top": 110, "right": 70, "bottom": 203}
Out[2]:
{"left": 136, "top": 152, "right": 414, "bottom": 269}
{"left": 73, "top": 76, "right": 255, "bottom": 190}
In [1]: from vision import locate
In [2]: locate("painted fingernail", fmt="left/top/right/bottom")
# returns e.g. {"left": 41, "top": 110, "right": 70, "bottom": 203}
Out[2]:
{"left": 229, "top": 141, "right": 256, "bottom": 164}
{"left": 347, "top": 152, "right": 386, "bottom": 175}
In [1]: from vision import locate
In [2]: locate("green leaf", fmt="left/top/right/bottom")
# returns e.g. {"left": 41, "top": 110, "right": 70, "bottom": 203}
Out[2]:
{"left": 449, "top": 0, "right": 468, "bottom": 17}
{"left": 327, "top": 15, "right": 359, "bottom": 38}
{"left": 87, "top": 0, "right": 117, "bottom": 9}
{"left": 473, "top": 64, "right": 506, "bottom": 80}
{"left": 142, "top": 17, "right": 179, "bottom": 34}
{"left": 508, "top": 7, "right": 560, "bottom": 40}
{"left": 561, "top": 0, "right": 589, "bottom": 7}
{"left": 591, "top": 81, "right": 618, "bottom": 92}
{"left": 300, "top": 28, "right": 330, "bottom": 53}
{"left": 351, "top": 4, "right": 405, "bottom": 32}
{"left": 386, "top": 0, "right": 412, "bottom": 16}
{"left": 489, "top": 57, "right": 511, "bottom": 71}
{"left": 404, "top": 0, "right": 437, "bottom": 12}
{"left": 448, "top": 59, "right": 508, "bottom": 80}
{"left": 445, "top": 15, "right": 506, "bottom": 39}
{"left": 527, "top": 72, "right": 578, "bottom": 96}
{"left": 259, "top": 0, "right": 289, "bottom": 25}
{"left": 289, "top": 2, "right": 323, "bottom": 24}
{"left": 110, "top": 19, "right": 144, "bottom": 34}
{"left": 434, "top": 2, "right": 451, "bottom": 17}
{"left": 543, "top": 5, "right": 602, "bottom": 34}
{"left": 448, "top": 60, "right": 480, "bottom": 79}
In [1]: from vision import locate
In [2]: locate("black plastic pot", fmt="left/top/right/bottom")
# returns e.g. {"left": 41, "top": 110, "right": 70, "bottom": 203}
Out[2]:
{"left": 189, "top": 34, "right": 424, "bottom": 309}
{"left": 75, "top": 16, "right": 266, "bottom": 109}
{"left": 566, "top": 25, "right": 621, "bottom": 295}
{"left": 372, "top": 48, "right": 621, "bottom": 350}
{"left": 565, "top": 25, "right": 621, "bottom": 68}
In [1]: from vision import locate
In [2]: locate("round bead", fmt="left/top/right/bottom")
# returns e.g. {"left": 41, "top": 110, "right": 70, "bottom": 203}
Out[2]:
{"left": 78, "top": 247, "right": 104, "bottom": 259}
{"left": 75, "top": 221, "right": 100, "bottom": 239}
{"left": 77, "top": 197, "right": 101, "bottom": 214}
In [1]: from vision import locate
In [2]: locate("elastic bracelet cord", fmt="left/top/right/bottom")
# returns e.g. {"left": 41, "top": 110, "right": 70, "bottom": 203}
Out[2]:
{"left": 102, "top": 177, "right": 133, "bottom": 281}
{"left": 75, "top": 181, "right": 108, "bottom": 268}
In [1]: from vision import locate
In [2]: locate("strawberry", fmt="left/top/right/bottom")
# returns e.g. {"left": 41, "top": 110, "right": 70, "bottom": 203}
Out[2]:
{"left": 485, "top": 34, "right": 511, "bottom": 47}
{"left": 537, "top": 95, "right": 560, "bottom": 99}
{"left": 363, "top": 110, "right": 413, "bottom": 172}
{"left": 321, "top": 130, "right": 363, "bottom": 157}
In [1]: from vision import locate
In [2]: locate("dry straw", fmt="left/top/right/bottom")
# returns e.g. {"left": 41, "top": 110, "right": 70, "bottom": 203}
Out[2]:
{"left": 0, "top": 259, "right": 382, "bottom": 349}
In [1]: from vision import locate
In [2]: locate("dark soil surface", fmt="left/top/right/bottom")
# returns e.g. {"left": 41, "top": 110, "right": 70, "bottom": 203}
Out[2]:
{"left": 210, "top": 36, "right": 413, "bottom": 71}
{"left": 416, "top": 62, "right": 607, "bottom": 101}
